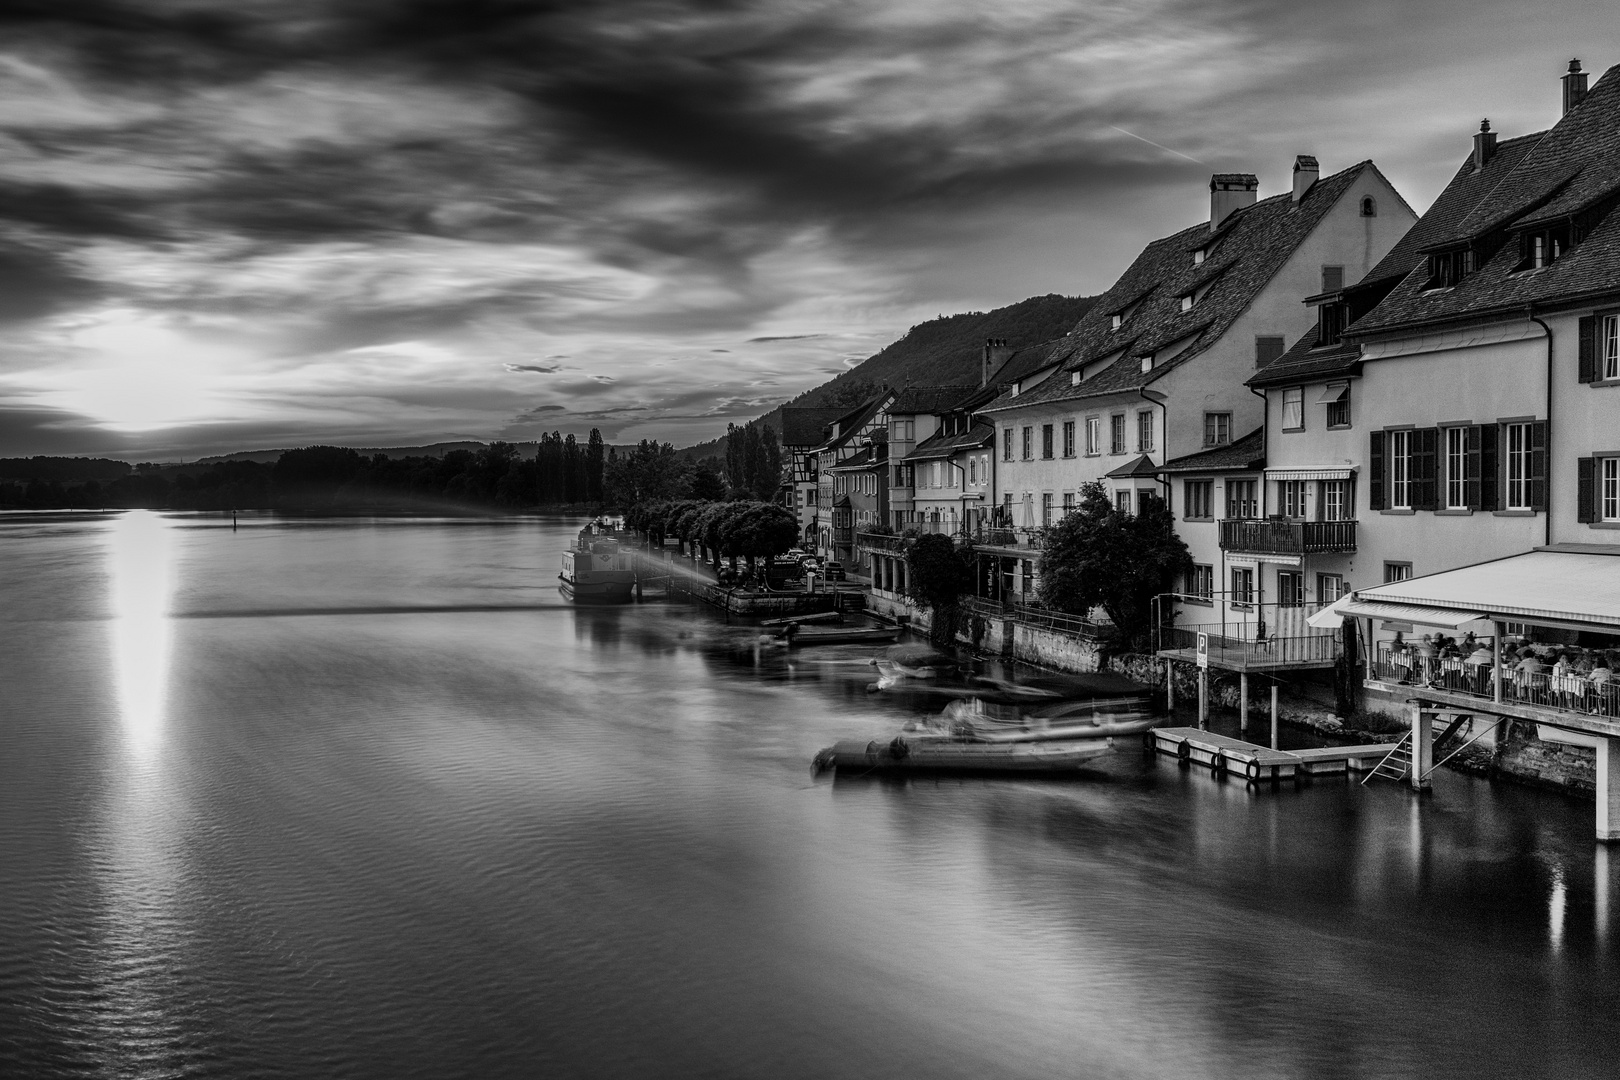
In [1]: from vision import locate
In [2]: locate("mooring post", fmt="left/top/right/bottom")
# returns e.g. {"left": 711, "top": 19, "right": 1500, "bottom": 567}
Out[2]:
{"left": 1270, "top": 683, "right": 1279, "bottom": 750}
{"left": 1165, "top": 659, "right": 1175, "bottom": 711}
{"left": 1239, "top": 672, "right": 1249, "bottom": 733}
{"left": 1198, "top": 668, "right": 1208, "bottom": 731}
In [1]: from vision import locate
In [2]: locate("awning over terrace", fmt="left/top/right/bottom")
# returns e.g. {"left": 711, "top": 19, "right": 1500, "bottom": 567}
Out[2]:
{"left": 1307, "top": 600, "right": 1487, "bottom": 630}
{"left": 1312, "top": 547, "right": 1620, "bottom": 631}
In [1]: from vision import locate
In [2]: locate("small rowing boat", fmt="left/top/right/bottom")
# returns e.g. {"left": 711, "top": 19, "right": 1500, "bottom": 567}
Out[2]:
{"left": 788, "top": 627, "right": 900, "bottom": 647}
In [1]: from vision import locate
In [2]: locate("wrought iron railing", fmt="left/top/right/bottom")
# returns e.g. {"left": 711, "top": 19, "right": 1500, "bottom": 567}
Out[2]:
{"left": 1161, "top": 623, "right": 1341, "bottom": 668}
{"left": 1219, "top": 518, "right": 1356, "bottom": 554}
{"left": 855, "top": 531, "right": 907, "bottom": 553}
{"left": 1372, "top": 647, "right": 1620, "bottom": 718}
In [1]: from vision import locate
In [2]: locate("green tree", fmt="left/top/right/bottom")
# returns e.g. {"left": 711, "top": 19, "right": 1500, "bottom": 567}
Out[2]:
{"left": 586, "top": 429, "right": 605, "bottom": 504}
{"left": 1037, "top": 482, "right": 1191, "bottom": 649}
{"left": 904, "top": 533, "right": 974, "bottom": 644}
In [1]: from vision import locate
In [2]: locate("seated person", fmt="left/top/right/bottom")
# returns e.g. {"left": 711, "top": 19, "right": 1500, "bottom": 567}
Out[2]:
{"left": 1516, "top": 651, "right": 1546, "bottom": 675}
{"left": 1464, "top": 645, "right": 1495, "bottom": 667}
{"left": 1593, "top": 659, "right": 1615, "bottom": 684}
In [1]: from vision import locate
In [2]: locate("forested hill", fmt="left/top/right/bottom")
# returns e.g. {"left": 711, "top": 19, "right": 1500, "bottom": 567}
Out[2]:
{"left": 680, "top": 292, "right": 1094, "bottom": 459}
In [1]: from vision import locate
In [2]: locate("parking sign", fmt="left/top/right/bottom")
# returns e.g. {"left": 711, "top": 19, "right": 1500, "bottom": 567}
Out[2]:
{"left": 1196, "top": 632, "right": 1209, "bottom": 669}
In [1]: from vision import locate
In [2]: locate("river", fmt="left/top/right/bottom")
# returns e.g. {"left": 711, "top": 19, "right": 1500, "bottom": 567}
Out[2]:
{"left": 2, "top": 511, "right": 1617, "bottom": 1078}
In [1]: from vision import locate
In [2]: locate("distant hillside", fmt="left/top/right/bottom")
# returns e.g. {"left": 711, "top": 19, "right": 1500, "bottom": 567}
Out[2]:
{"left": 0, "top": 456, "right": 132, "bottom": 482}
{"left": 679, "top": 292, "right": 1095, "bottom": 458}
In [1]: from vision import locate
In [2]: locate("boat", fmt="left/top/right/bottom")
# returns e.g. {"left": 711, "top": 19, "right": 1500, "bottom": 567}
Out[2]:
{"left": 559, "top": 525, "right": 636, "bottom": 602}
{"left": 787, "top": 626, "right": 900, "bottom": 647}
{"left": 868, "top": 643, "right": 960, "bottom": 689}
{"left": 812, "top": 736, "right": 1113, "bottom": 775}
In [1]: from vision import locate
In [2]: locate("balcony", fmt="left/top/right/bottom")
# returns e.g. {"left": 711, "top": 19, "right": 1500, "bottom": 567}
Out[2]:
{"left": 1219, "top": 518, "right": 1356, "bottom": 556}
{"left": 856, "top": 531, "right": 908, "bottom": 553}
{"left": 1159, "top": 622, "right": 1341, "bottom": 671}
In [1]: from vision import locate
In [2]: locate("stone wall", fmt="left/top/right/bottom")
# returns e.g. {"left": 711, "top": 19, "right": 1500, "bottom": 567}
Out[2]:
{"left": 1492, "top": 721, "right": 1597, "bottom": 797}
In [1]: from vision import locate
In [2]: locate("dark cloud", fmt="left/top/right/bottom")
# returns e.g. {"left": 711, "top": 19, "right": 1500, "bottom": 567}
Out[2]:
{"left": 505, "top": 362, "right": 564, "bottom": 373}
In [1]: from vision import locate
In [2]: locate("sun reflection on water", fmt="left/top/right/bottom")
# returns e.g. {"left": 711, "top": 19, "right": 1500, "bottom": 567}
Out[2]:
{"left": 109, "top": 511, "right": 174, "bottom": 758}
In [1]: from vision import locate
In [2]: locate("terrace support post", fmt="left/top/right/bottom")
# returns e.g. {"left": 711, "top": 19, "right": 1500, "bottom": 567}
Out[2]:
{"left": 1270, "top": 684, "right": 1279, "bottom": 750}
{"left": 1493, "top": 621, "right": 1504, "bottom": 704}
{"left": 1598, "top": 737, "right": 1620, "bottom": 842}
{"left": 1410, "top": 704, "right": 1433, "bottom": 792}
{"left": 1240, "top": 672, "right": 1249, "bottom": 733}
{"left": 1198, "top": 668, "right": 1208, "bottom": 731}
{"left": 1166, "top": 659, "right": 1175, "bottom": 711}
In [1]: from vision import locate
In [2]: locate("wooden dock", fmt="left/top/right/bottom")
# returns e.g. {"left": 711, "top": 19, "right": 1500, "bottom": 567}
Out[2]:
{"left": 1148, "top": 727, "right": 1396, "bottom": 785}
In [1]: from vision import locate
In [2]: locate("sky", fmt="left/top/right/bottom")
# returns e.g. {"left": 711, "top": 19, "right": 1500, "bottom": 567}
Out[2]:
{"left": 0, "top": 0, "right": 1615, "bottom": 460}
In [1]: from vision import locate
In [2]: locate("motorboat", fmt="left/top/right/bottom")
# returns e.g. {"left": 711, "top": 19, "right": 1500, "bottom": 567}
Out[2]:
{"left": 868, "top": 643, "right": 960, "bottom": 690}
{"left": 559, "top": 525, "right": 636, "bottom": 602}
{"left": 812, "top": 736, "right": 1112, "bottom": 775}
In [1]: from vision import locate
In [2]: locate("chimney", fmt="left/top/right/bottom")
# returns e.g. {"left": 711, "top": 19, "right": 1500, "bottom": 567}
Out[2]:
{"left": 1291, "top": 155, "right": 1319, "bottom": 202}
{"left": 1473, "top": 118, "right": 1497, "bottom": 171}
{"left": 1563, "top": 58, "right": 1589, "bottom": 115}
{"left": 981, "top": 338, "right": 1015, "bottom": 385}
{"left": 1209, "top": 173, "right": 1259, "bottom": 230}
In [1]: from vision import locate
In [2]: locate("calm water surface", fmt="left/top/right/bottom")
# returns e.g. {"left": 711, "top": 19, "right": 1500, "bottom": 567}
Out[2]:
{"left": 2, "top": 511, "right": 1619, "bottom": 1079}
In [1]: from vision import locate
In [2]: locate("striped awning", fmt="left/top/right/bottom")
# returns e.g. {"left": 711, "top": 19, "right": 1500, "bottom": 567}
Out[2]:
{"left": 1266, "top": 467, "right": 1354, "bottom": 481}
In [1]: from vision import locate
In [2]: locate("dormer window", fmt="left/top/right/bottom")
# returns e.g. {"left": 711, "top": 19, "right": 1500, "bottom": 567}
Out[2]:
{"left": 1110, "top": 313, "right": 1123, "bottom": 331}
{"left": 1193, "top": 249, "right": 1206, "bottom": 266}
{"left": 1316, "top": 301, "right": 1346, "bottom": 348}
{"left": 1424, "top": 248, "right": 1474, "bottom": 290}
{"left": 1179, "top": 295, "right": 1193, "bottom": 313}
{"left": 1516, "top": 225, "right": 1571, "bottom": 271}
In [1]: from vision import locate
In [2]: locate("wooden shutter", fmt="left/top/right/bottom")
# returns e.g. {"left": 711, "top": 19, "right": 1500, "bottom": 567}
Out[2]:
{"left": 1578, "top": 457, "right": 1597, "bottom": 523}
{"left": 1530, "top": 420, "right": 1548, "bottom": 511}
{"left": 1464, "top": 424, "right": 1483, "bottom": 509}
{"left": 1368, "top": 431, "right": 1386, "bottom": 511}
{"left": 1579, "top": 315, "right": 1597, "bottom": 383}
{"left": 1413, "top": 427, "right": 1439, "bottom": 510}
{"left": 1479, "top": 424, "right": 1499, "bottom": 511}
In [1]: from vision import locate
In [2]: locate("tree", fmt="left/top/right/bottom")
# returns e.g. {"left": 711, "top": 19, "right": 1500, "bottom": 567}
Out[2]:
{"left": 690, "top": 460, "right": 726, "bottom": 501}
{"left": 1037, "top": 482, "right": 1192, "bottom": 649}
{"left": 586, "top": 429, "right": 605, "bottom": 504}
{"left": 904, "top": 533, "right": 974, "bottom": 644}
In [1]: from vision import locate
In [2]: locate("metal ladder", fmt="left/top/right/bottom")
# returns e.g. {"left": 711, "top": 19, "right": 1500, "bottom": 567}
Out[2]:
{"left": 1361, "top": 732, "right": 1413, "bottom": 785}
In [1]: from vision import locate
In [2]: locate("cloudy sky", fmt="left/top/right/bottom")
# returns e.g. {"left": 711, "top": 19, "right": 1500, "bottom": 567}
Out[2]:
{"left": 0, "top": 0, "right": 1614, "bottom": 459}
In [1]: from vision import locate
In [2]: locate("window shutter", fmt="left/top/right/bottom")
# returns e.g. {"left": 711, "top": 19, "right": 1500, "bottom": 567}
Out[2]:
{"left": 1464, "top": 424, "right": 1482, "bottom": 509}
{"left": 1368, "top": 431, "right": 1386, "bottom": 511}
{"left": 1579, "top": 315, "right": 1597, "bottom": 383}
{"left": 1479, "top": 424, "right": 1499, "bottom": 511}
{"left": 1414, "top": 427, "right": 1439, "bottom": 510}
{"left": 1578, "top": 457, "right": 1597, "bottom": 523}
{"left": 1530, "top": 420, "right": 1548, "bottom": 511}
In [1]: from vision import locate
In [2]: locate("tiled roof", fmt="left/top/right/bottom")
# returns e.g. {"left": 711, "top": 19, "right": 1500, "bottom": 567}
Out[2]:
{"left": 1155, "top": 427, "right": 1265, "bottom": 474}
{"left": 980, "top": 162, "right": 1377, "bottom": 413}
{"left": 778, "top": 407, "right": 843, "bottom": 447}
{"left": 827, "top": 445, "right": 878, "bottom": 470}
{"left": 1248, "top": 335, "right": 1361, "bottom": 389}
{"left": 1105, "top": 454, "right": 1161, "bottom": 478}
{"left": 903, "top": 421, "right": 995, "bottom": 462}
{"left": 888, "top": 385, "right": 979, "bottom": 416}
{"left": 815, "top": 391, "right": 894, "bottom": 452}
{"left": 1350, "top": 64, "right": 1620, "bottom": 336}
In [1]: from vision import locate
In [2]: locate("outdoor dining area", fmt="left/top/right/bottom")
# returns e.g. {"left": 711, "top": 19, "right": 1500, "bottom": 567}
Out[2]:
{"left": 1373, "top": 630, "right": 1620, "bottom": 719}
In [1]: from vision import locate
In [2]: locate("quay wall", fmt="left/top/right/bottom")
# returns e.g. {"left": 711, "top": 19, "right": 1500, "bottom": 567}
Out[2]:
{"left": 868, "top": 590, "right": 1598, "bottom": 798}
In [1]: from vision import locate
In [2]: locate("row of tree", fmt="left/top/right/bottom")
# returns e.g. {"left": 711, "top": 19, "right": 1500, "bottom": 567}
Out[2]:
{"left": 626, "top": 498, "right": 799, "bottom": 574}
{"left": 722, "top": 423, "right": 782, "bottom": 502}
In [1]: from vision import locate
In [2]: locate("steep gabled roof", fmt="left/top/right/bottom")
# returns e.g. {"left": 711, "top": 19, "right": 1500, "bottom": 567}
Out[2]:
{"left": 1155, "top": 427, "right": 1265, "bottom": 474}
{"left": 981, "top": 162, "right": 1378, "bottom": 413}
{"left": 826, "top": 445, "right": 879, "bottom": 470}
{"left": 1350, "top": 63, "right": 1620, "bottom": 336}
{"left": 1248, "top": 335, "right": 1361, "bottom": 389}
{"left": 888, "top": 385, "right": 979, "bottom": 416}
{"left": 903, "top": 421, "right": 995, "bottom": 462}
{"left": 779, "top": 407, "right": 844, "bottom": 448}
{"left": 814, "top": 390, "right": 894, "bottom": 452}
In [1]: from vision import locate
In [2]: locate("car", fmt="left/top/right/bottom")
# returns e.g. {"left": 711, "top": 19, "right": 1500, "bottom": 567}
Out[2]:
{"left": 784, "top": 548, "right": 808, "bottom": 562}
{"left": 823, "top": 561, "right": 847, "bottom": 582}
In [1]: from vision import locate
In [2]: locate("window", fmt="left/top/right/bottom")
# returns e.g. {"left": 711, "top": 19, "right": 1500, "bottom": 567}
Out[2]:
{"left": 1426, "top": 248, "right": 1474, "bottom": 288}
{"left": 1226, "top": 479, "right": 1257, "bottom": 519}
{"left": 1389, "top": 429, "right": 1412, "bottom": 509}
{"left": 1002, "top": 428, "right": 1013, "bottom": 461}
{"left": 1110, "top": 414, "right": 1126, "bottom": 455}
{"left": 1231, "top": 567, "right": 1255, "bottom": 606}
{"left": 1360, "top": 196, "right": 1377, "bottom": 217}
{"left": 1321, "top": 265, "right": 1344, "bottom": 292}
{"left": 1137, "top": 410, "right": 1154, "bottom": 452}
{"left": 1445, "top": 426, "right": 1468, "bottom": 509}
{"left": 967, "top": 457, "right": 977, "bottom": 485}
{"left": 1062, "top": 491, "right": 1075, "bottom": 517}
{"left": 1325, "top": 384, "right": 1351, "bottom": 428}
{"left": 1322, "top": 480, "right": 1349, "bottom": 521}
{"left": 891, "top": 419, "right": 914, "bottom": 441}
{"left": 1085, "top": 416, "right": 1101, "bottom": 456}
{"left": 1280, "top": 479, "right": 1307, "bottom": 519}
{"left": 1605, "top": 314, "right": 1620, "bottom": 381}
{"left": 1282, "top": 387, "right": 1304, "bottom": 431}
{"left": 1605, "top": 458, "right": 1620, "bottom": 522}
{"left": 1277, "top": 570, "right": 1304, "bottom": 607}
{"left": 1021, "top": 426, "right": 1033, "bottom": 460}
{"left": 1517, "top": 226, "right": 1571, "bottom": 271}
{"left": 1256, "top": 336, "right": 1286, "bottom": 369}
{"left": 1317, "top": 302, "right": 1346, "bottom": 348}
{"left": 1180, "top": 294, "right": 1194, "bottom": 312}
{"left": 1041, "top": 424, "right": 1054, "bottom": 459}
{"left": 1204, "top": 412, "right": 1232, "bottom": 447}
{"left": 1041, "top": 493, "right": 1053, "bottom": 526}
{"left": 1184, "top": 479, "right": 1214, "bottom": 519}
{"left": 1111, "top": 313, "right": 1123, "bottom": 331}
{"left": 1188, "top": 564, "right": 1214, "bottom": 601}
{"left": 1137, "top": 490, "right": 1155, "bottom": 516}
{"left": 1384, "top": 562, "right": 1413, "bottom": 583}
{"left": 1317, "top": 573, "right": 1346, "bottom": 602}
{"left": 930, "top": 462, "right": 941, "bottom": 488}
{"left": 1504, "top": 421, "right": 1529, "bottom": 509}
{"left": 1003, "top": 492, "right": 1013, "bottom": 518}
{"left": 1062, "top": 420, "right": 1075, "bottom": 457}
{"left": 1115, "top": 490, "right": 1132, "bottom": 514}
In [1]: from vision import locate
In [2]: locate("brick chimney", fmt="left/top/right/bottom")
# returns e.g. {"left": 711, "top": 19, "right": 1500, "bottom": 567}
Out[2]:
{"left": 1210, "top": 173, "right": 1259, "bottom": 230}
{"left": 982, "top": 338, "right": 1015, "bottom": 385}
{"left": 1563, "top": 58, "right": 1589, "bottom": 115}
{"left": 1473, "top": 118, "right": 1497, "bottom": 171}
{"left": 1291, "top": 155, "right": 1319, "bottom": 202}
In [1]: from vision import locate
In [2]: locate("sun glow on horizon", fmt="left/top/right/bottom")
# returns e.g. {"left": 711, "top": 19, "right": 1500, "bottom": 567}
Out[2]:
{"left": 109, "top": 511, "right": 174, "bottom": 757}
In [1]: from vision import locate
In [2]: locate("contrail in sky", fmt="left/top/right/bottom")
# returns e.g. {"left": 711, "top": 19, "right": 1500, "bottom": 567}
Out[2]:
{"left": 1109, "top": 125, "right": 1205, "bottom": 165}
